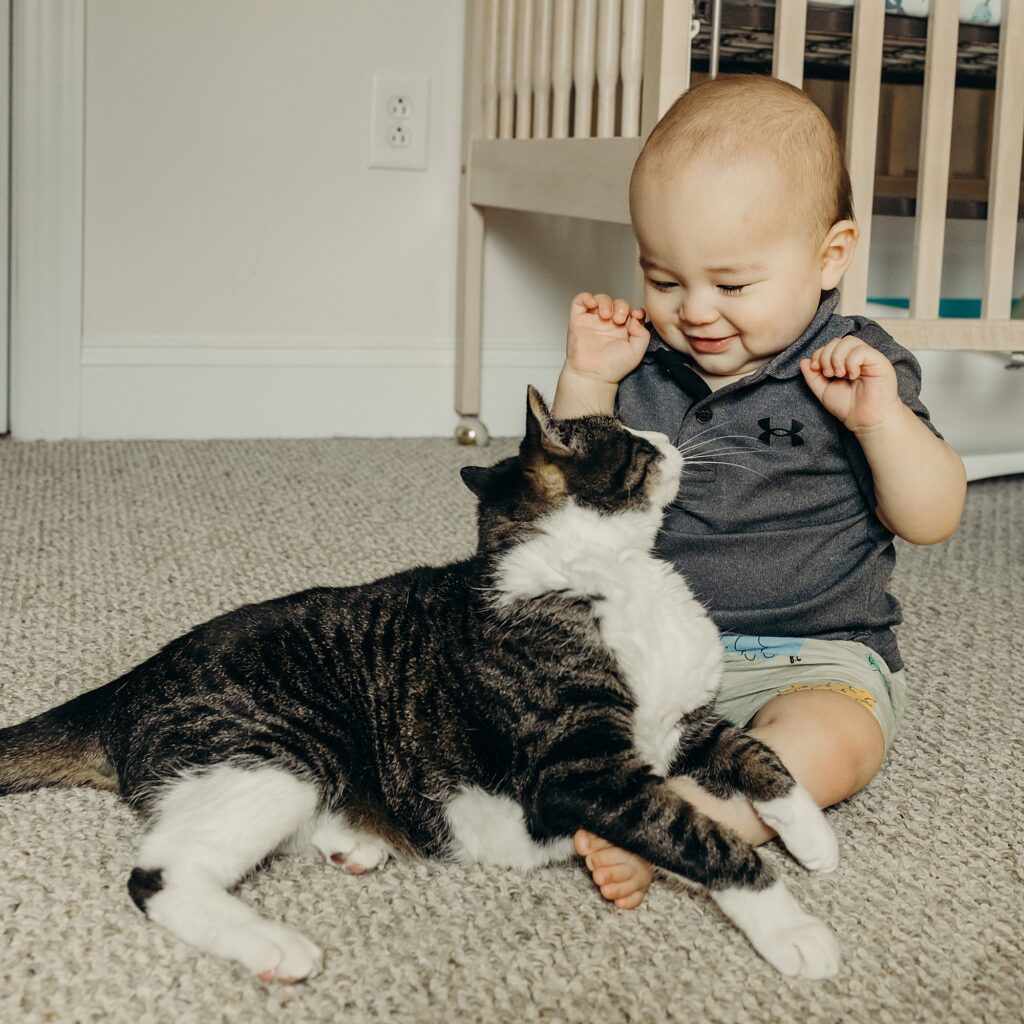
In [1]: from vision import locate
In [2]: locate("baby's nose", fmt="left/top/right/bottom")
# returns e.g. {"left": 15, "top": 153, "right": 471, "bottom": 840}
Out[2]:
{"left": 680, "top": 301, "right": 717, "bottom": 326}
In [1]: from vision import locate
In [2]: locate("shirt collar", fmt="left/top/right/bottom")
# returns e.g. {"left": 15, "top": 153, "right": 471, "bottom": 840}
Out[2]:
{"left": 645, "top": 289, "right": 848, "bottom": 384}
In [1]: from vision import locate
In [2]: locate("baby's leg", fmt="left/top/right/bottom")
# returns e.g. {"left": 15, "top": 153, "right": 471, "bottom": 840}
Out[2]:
{"left": 579, "top": 689, "right": 886, "bottom": 905}
{"left": 670, "top": 703, "right": 838, "bottom": 871}
{"left": 547, "top": 766, "right": 839, "bottom": 978}
{"left": 128, "top": 764, "right": 324, "bottom": 983}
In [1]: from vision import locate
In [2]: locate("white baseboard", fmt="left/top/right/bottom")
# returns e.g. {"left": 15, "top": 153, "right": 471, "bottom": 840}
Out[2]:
{"left": 78, "top": 338, "right": 566, "bottom": 439}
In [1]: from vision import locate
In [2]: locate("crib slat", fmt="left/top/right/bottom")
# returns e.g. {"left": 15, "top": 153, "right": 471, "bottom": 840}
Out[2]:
{"left": 552, "top": 0, "right": 574, "bottom": 139}
{"left": 620, "top": 0, "right": 645, "bottom": 137}
{"left": 515, "top": 0, "right": 535, "bottom": 138}
{"left": 483, "top": 0, "right": 500, "bottom": 140}
{"left": 772, "top": 0, "right": 807, "bottom": 88}
{"left": 533, "top": 0, "right": 554, "bottom": 139}
{"left": 574, "top": 0, "right": 598, "bottom": 138}
{"left": 498, "top": 0, "right": 516, "bottom": 140}
{"left": 456, "top": 0, "right": 489, "bottom": 419}
{"left": 839, "top": 0, "right": 885, "bottom": 315}
{"left": 982, "top": 1, "right": 1024, "bottom": 320}
{"left": 910, "top": 0, "right": 959, "bottom": 320}
{"left": 641, "top": 0, "right": 692, "bottom": 135}
{"left": 596, "top": 0, "right": 622, "bottom": 137}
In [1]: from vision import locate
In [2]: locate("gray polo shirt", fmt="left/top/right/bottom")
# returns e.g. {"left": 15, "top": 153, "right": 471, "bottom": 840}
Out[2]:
{"left": 616, "top": 288, "right": 941, "bottom": 672}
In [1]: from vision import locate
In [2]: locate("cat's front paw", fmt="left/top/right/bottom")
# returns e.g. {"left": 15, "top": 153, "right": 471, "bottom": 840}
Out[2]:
{"left": 751, "top": 914, "right": 840, "bottom": 979}
{"left": 712, "top": 879, "right": 840, "bottom": 980}
{"left": 753, "top": 786, "right": 839, "bottom": 873}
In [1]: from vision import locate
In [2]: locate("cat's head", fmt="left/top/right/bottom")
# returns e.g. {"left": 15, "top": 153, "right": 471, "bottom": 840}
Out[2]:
{"left": 460, "top": 386, "right": 682, "bottom": 553}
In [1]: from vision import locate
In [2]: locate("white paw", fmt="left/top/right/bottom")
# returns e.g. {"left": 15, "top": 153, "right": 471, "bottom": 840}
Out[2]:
{"left": 754, "top": 787, "right": 839, "bottom": 873}
{"left": 750, "top": 915, "right": 840, "bottom": 980}
{"left": 310, "top": 816, "right": 392, "bottom": 875}
{"left": 241, "top": 920, "right": 324, "bottom": 984}
{"left": 712, "top": 879, "right": 840, "bottom": 980}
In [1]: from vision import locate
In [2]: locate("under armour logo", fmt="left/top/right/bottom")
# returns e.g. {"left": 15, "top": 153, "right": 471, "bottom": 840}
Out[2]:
{"left": 758, "top": 418, "right": 805, "bottom": 446}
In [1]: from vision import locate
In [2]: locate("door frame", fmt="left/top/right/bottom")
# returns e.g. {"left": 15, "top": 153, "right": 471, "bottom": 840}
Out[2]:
{"left": 0, "top": 0, "right": 9, "bottom": 435}
{"left": 8, "top": 0, "right": 84, "bottom": 440}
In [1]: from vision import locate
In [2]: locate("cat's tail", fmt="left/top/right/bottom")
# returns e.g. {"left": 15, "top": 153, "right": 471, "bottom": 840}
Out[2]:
{"left": 0, "top": 683, "right": 119, "bottom": 796}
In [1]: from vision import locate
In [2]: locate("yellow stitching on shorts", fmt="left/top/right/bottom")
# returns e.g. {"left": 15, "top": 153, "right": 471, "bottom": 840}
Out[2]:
{"left": 782, "top": 683, "right": 876, "bottom": 712}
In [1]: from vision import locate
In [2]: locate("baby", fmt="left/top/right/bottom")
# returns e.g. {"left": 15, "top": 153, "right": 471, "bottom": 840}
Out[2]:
{"left": 551, "top": 75, "right": 967, "bottom": 909}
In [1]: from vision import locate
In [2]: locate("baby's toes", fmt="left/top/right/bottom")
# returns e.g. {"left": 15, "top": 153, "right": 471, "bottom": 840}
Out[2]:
{"left": 614, "top": 891, "right": 645, "bottom": 911}
{"left": 587, "top": 843, "right": 646, "bottom": 872}
{"left": 574, "top": 829, "right": 614, "bottom": 857}
{"left": 599, "top": 876, "right": 652, "bottom": 907}
{"left": 592, "top": 862, "right": 636, "bottom": 887}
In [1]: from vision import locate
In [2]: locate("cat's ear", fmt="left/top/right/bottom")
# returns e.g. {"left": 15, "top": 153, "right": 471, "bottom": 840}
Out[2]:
{"left": 460, "top": 465, "right": 493, "bottom": 498}
{"left": 525, "top": 386, "right": 572, "bottom": 459}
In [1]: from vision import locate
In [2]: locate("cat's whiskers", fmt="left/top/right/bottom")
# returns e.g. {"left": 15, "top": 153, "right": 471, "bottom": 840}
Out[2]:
{"left": 682, "top": 447, "right": 767, "bottom": 459}
{"left": 677, "top": 432, "right": 763, "bottom": 455}
{"left": 679, "top": 459, "right": 769, "bottom": 479}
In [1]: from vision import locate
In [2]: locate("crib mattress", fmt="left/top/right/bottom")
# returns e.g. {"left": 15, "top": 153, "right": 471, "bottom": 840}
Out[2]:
{"left": 692, "top": 1, "right": 1001, "bottom": 86}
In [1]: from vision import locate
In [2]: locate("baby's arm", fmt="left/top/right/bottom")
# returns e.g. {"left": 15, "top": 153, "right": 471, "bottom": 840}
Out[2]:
{"left": 551, "top": 292, "right": 649, "bottom": 418}
{"left": 801, "top": 337, "right": 966, "bottom": 545}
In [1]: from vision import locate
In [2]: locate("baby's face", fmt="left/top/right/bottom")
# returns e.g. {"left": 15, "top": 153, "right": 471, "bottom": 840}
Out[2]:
{"left": 632, "top": 162, "right": 830, "bottom": 377}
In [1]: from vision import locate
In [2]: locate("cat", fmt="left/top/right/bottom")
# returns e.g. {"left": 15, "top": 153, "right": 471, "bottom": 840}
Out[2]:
{"left": 0, "top": 387, "right": 839, "bottom": 982}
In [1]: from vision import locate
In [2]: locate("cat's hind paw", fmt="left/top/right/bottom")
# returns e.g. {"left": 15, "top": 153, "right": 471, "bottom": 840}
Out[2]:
{"left": 309, "top": 815, "right": 392, "bottom": 875}
{"left": 753, "top": 786, "right": 839, "bottom": 873}
{"left": 242, "top": 921, "right": 323, "bottom": 984}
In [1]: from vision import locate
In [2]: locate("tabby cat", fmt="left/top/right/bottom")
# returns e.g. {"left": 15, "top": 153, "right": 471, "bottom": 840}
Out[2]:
{"left": 0, "top": 387, "right": 839, "bottom": 982}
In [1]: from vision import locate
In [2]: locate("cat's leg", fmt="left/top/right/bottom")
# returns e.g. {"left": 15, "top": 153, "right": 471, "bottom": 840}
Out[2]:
{"left": 532, "top": 760, "right": 839, "bottom": 978}
{"left": 307, "top": 812, "right": 394, "bottom": 874}
{"left": 128, "top": 764, "right": 324, "bottom": 984}
{"left": 669, "top": 704, "right": 839, "bottom": 872}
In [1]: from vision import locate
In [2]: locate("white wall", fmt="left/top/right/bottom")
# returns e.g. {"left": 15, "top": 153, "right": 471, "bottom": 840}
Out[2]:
{"left": 76, "top": 0, "right": 636, "bottom": 439}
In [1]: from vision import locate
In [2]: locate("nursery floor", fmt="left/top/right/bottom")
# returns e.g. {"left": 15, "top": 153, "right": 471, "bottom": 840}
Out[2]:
{"left": 0, "top": 437, "right": 1020, "bottom": 1024}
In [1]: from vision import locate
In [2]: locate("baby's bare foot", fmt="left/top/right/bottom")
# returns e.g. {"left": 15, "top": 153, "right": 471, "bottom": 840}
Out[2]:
{"left": 574, "top": 829, "right": 655, "bottom": 910}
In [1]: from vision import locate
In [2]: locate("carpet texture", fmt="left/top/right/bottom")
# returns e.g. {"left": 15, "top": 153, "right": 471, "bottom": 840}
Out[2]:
{"left": 0, "top": 437, "right": 1020, "bottom": 1024}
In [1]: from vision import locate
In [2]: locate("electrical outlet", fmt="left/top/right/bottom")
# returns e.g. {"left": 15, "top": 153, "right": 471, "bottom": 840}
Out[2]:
{"left": 369, "top": 73, "right": 429, "bottom": 170}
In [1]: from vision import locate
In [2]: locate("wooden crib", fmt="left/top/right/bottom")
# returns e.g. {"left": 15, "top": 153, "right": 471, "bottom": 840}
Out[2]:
{"left": 454, "top": 0, "right": 1024, "bottom": 442}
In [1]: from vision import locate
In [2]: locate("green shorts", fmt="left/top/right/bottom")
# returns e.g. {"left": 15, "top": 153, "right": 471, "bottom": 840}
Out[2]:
{"left": 715, "top": 636, "right": 907, "bottom": 754}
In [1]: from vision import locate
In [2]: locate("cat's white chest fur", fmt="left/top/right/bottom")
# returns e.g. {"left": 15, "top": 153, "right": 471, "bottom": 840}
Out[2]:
{"left": 492, "top": 500, "right": 722, "bottom": 774}
{"left": 587, "top": 546, "right": 722, "bottom": 773}
{"left": 444, "top": 498, "right": 722, "bottom": 868}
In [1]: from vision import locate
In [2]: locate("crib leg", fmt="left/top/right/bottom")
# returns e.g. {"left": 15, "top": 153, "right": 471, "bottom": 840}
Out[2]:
{"left": 455, "top": 194, "right": 490, "bottom": 446}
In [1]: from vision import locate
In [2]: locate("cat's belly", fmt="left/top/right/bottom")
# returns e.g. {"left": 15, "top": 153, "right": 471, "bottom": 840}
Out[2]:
{"left": 444, "top": 786, "right": 574, "bottom": 868}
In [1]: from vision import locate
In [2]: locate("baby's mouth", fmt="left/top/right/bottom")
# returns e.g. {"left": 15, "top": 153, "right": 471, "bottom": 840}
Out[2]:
{"left": 687, "top": 334, "right": 737, "bottom": 353}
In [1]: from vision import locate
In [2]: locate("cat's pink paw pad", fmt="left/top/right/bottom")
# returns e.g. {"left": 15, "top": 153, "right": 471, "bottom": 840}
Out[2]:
{"left": 259, "top": 970, "right": 303, "bottom": 985}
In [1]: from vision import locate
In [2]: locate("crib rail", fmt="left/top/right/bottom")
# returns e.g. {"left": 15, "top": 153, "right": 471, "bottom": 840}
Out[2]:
{"left": 844, "top": 0, "right": 1024, "bottom": 349}
{"left": 480, "top": 0, "right": 651, "bottom": 140}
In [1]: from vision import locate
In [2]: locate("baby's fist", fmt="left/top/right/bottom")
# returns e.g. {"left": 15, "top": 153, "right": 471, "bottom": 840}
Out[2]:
{"left": 566, "top": 292, "right": 649, "bottom": 386}
{"left": 800, "top": 335, "right": 901, "bottom": 433}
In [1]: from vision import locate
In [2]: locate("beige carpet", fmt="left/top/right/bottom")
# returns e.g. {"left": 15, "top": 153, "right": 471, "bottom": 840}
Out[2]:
{"left": 0, "top": 437, "right": 1020, "bottom": 1024}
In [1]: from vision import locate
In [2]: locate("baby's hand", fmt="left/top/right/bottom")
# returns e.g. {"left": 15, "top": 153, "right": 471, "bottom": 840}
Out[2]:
{"left": 566, "top": 292, "right": 650, "bottom": 386}
{"left": 800, "top": 336, "right": 901, "bottom": 433}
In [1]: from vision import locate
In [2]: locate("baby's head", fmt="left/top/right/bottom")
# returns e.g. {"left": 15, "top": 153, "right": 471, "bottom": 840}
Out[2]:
{"left": 630, "top": 75, "right": 858, "bottom": 376}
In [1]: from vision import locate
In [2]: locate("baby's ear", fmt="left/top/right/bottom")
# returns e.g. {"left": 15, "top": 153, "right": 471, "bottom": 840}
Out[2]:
{"left": 460, "top": 465, "right": 493, "bottom": 499}
{"left": 819, "top": 219, "right": 859, "bottom": 289}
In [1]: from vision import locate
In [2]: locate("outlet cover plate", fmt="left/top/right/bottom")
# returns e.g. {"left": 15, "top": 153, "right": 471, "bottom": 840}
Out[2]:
{"left": 369, "top": 73, "right": 429, "bottom": 170}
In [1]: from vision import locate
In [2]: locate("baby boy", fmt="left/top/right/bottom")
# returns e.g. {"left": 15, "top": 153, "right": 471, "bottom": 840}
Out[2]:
{"left": 551, "top": 75, "right": 967, "bottom": 908}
